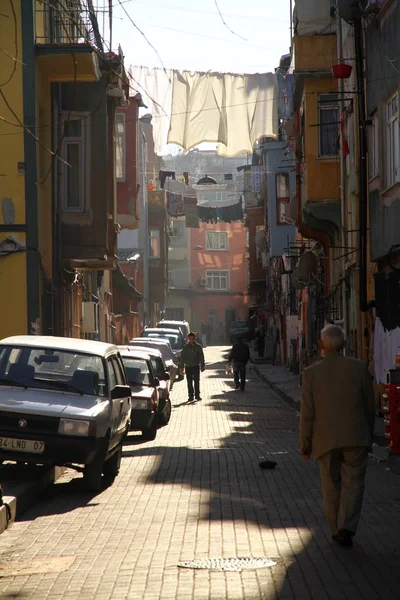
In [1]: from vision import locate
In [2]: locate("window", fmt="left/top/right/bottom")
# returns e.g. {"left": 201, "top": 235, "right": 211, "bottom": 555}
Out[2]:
{"left": 106, "top": 359, "right": 117, "bottom": 390}
{"left": 149, "top": 230, "right": 160, "bottom": 258}
{"left": 276, "top": 173, "right": 290, "bottom": 224}
{"left": 197, "top": 191, "right": 228, "bottom": 203}
{"left": 224, "top": 173, "right": 233, "bottom": 180}
{"left": 368, "top": 113, "right": 379, "bottom": 180}
{"left": 61, "top": 113, "right": 90, "bottom": 212}
{"left": 206, "top": 270, "right": 230, "bottom": 291}
{"left": 205, "top": 231, "right": 228, "bottom": 251}
{"left": 318, "top": 94, "right": 339, "bottom": 157}
{"left": 386, "top": 94, "right": 399, "bottom": 187}
{"left": 115, "top": 113, "right": 126, "bottom": 182}
{"left": 255, "top": 225, "right": 264, "bottom": 262}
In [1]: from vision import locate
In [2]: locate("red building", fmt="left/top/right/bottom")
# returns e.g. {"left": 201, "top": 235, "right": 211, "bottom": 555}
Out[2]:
{"left": 190, "top": 220, "right": 248, "bottom": 339}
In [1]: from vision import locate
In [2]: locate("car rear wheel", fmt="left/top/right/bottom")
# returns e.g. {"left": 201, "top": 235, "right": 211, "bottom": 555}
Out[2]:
{"left": 103, "top": 444, "right": 122, "bottom": 479}
{"left": 158, "top": 398, "right": 171, "bottom": 427}
{"left": 142, "top": 419, "right": 157, "bottom": 441}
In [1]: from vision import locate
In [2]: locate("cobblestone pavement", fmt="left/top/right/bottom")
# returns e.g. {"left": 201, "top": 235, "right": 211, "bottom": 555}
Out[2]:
{"left": 0, "top": 346, "right": 399, "bottom": 600}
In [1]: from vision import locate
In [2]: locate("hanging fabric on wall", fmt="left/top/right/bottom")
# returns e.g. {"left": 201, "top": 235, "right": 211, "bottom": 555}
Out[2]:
{"left": 166, "top": 192, "right": 184, "bottom": 216}
{"left": 129, "top": 66, "right": 173, "bottom": 155}
{"left": 184, "top": 197, "right": 199, "bottom": 228}
{"left": 197, "top": 200, "right": 243, "bottom": 223}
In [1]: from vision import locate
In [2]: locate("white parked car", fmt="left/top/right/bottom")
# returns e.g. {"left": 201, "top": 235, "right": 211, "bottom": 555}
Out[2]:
{"left": 0, "top": 336, "right": 131, "bottom": 492}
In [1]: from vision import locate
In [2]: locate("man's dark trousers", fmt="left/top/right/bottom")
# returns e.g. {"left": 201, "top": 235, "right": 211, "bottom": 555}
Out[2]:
{"left": 186, "top": 365, "right": 200, "bottom": 399}
{"left": 233, "top": 361, "right": 247, "bottom": 390}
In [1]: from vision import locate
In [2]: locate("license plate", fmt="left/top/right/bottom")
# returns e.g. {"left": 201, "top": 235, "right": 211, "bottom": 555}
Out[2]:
{"left": 0, "top": 437, "right": 45, "bottom": 454}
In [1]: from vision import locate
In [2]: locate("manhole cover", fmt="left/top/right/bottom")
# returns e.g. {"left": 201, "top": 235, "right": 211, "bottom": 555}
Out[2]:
{"left": 0, "top": 556, "right": 75, "bottom": 578}
{"left": 177, "top": 557, "right": 276, "bottom": 572}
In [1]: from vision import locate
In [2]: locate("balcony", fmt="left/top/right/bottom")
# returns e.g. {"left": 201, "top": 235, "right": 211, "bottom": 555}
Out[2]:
{"left": 35, "top": 1, "right": 103, "bottom": 82}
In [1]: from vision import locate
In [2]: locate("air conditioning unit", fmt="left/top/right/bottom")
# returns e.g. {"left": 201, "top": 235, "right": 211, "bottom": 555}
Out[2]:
{"left": 81, "top": 302, "right": 99, "bottom": 334}
{"left": 200, "top": 277, "right": 207, "bottom": 287}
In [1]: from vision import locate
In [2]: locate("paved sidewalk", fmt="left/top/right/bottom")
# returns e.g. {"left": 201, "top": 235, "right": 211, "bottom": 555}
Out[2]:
{"left": 0, "top": 347, "right": 398, "bottom": 599}
{"left": 251, "top": 351, "right": 387, "bottom": 450}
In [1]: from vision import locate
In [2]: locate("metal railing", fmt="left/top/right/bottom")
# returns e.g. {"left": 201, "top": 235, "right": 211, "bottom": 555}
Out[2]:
{"left": 35, "top": 1, "right": 109, "bottom": 53}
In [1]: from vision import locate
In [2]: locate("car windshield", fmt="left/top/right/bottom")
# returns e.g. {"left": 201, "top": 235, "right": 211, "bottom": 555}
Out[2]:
{"left": 122, "top": 358, "right": 152, "bottom": 386}
{"left": 144, "top": 332, "right": 182, "bottom": 350}
{"left": 0, "top": 345, "right": 106, "bottom": 397}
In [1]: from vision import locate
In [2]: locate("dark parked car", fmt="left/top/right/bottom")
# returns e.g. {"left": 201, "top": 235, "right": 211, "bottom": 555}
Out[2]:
{"left": 119, "top": 349, "right": 160, "bottom": 441}
{"left": 119, "top": 346, "right": 171, "bottom": 428}
{"left": 156, "top": 319, "right": 190, "bottom": 340}
{"left": 140, "top": 328, "right": 184, "bottom": 360}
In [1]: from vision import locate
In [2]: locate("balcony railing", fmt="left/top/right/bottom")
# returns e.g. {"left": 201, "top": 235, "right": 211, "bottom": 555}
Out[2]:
{"left": 35, "top": 1, "right": 108, "bottom": 53}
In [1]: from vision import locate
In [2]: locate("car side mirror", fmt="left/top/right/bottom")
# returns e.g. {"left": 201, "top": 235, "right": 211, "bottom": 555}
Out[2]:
{"left": 154, "top": 377, "right": 160, "bottom": 387}
{"left": 111, "top": 385, "right": 131, "bottom": 400}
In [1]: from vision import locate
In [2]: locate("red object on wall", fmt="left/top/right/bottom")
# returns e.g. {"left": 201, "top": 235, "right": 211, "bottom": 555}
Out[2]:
{"left": 383, "top": 381, "right": 400, "bottom": 455}
{"left": 331, "top": 64, "right": 352, "bottom": 79}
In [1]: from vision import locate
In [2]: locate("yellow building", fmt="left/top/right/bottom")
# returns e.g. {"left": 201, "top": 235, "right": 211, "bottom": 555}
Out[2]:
{"left": 0, "top": 2, "right": 127, "bottom": 341}
{"left": 288, "top": 3, "right": 344, "bottom": 367}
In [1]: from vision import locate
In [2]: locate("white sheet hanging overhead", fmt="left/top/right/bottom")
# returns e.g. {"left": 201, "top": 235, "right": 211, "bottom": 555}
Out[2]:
{"left": 167, "top": 71, "right": 278, "bottom": 157}
{"left": 129, "top": 66, "right": 173, "bottom": 155}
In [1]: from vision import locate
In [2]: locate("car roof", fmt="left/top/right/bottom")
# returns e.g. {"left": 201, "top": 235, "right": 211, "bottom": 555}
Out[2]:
{"left": 130, "top": 338, "right": 170, "bottom": 346}
{"left": 120, "top": 345, "right": 163, "bottom": 359}
{"left": 144, "top": 328, "right": 180, "bottom": 335}
{"left": 118, "top": 346, "right": 152, "bottom": 361}
{"left": 158, "top": 320, "right": 188, "bottom": 325}
{"left": 0, "top": 335, "right": 118, "bottom": 358}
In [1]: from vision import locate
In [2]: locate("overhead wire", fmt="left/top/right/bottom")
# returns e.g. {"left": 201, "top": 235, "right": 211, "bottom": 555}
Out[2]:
{"left": 214, "top": 0, "right": 247, "bottom": 41}
{"left": 116, "top": 0, "right": 170, "bottom": 81}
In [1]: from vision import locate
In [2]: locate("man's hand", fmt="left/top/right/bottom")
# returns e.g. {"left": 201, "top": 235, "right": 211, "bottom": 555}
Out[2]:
{"left": 301, "top": 450, "right": 311, "bottom": 461}
{"left": 180, "top": 368, "right": 185, "bottom": 376}
{"left": 201, "top": 368, "right": 205, "bottom": 373}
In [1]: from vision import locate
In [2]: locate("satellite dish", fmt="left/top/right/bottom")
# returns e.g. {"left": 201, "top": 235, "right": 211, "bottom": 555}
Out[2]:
{"left": 297, "top": 251, "right": 318, "bottom": 282}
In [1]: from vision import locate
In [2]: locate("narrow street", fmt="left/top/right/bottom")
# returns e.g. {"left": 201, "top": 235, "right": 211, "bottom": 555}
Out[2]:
{"left": 0, "top": 347, "right": 399, "bottom": 600}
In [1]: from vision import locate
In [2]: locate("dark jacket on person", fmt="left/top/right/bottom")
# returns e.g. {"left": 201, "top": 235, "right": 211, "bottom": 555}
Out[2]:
{"left": 179, "top": 342, "right": 205, "bottom": 369}
{"left": 229, "top": 341, "right": 250, "bottom": 364}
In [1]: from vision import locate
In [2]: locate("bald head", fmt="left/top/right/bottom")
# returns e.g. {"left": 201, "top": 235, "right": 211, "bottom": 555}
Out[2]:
{"left": 320, "top": 325, "right": 345, "bottom": 355}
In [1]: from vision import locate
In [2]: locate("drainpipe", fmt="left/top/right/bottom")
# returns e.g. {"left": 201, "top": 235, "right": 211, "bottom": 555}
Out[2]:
{"left": 354, "top": 17, "right": 368, "bottom": 313}
{"left": 336, "top": 2, "right": 349, "bottom": 349}
{"left": 140, "top": 126, "right": 149, "bottom": 325}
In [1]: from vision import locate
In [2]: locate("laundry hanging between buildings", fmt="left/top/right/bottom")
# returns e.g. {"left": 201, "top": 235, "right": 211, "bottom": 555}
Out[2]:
{"left": 129, "top": 66, "right": 278, "bottom": 156}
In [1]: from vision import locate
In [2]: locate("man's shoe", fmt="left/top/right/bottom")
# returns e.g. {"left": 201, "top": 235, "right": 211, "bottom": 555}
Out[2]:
{"left": 195, "top": 397, "right": 202, "bottom": 401}
{"left": 234, "top": 385, "right": 240, "bottom": 390}
{"left": 188, "top": 398, "right": 194, "bottom": 403}
{"left": 332, "top": 530, "right": 353, "bottom": 548}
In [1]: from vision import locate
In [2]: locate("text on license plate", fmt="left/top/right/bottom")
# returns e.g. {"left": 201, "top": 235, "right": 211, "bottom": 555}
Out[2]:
{"left": 0, "top": 437, "right": 45, "bottom": 454}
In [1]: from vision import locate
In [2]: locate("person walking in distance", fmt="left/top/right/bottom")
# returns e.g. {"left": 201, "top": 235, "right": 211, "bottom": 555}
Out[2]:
{"left": 300, "top": 325, "right": 375, "bottom": 548}
{"left": 179, "top": 332, "right": 205, "bottom": 402}
{"left": 200, "top": 321, "right": 208, "bottom": 348}
{"left": 227, "top": 336, "right": 250, "bottom": 391}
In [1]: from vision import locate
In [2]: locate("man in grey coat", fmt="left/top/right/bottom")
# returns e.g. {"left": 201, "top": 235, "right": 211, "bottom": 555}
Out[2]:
{"left": 179, "top": 332, "right": 205, "bottom": 402}
{"left": 300, "top": 325, "right": 375, "bottom": 547}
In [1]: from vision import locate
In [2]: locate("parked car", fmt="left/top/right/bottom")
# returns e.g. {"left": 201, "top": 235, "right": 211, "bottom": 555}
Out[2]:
{"left": 118, "top": 348, "right": 161, "bottom": 441}
{"left": 140, "top": 328, "right": 184, "bottom": 360}
{"left": 129, "top": 338, "right": 179, "bottom": 384}
{"left": 0, "top": 336, "right": 131, "bottom": 492}
{"left": 156, "top": 320, "right": 190, "bottom": 340}
{"left": 228, "top": 321, "right": 252, "bottom": 342}
{"left": 119, "top": 346, "right": 171, "bottom": 428}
